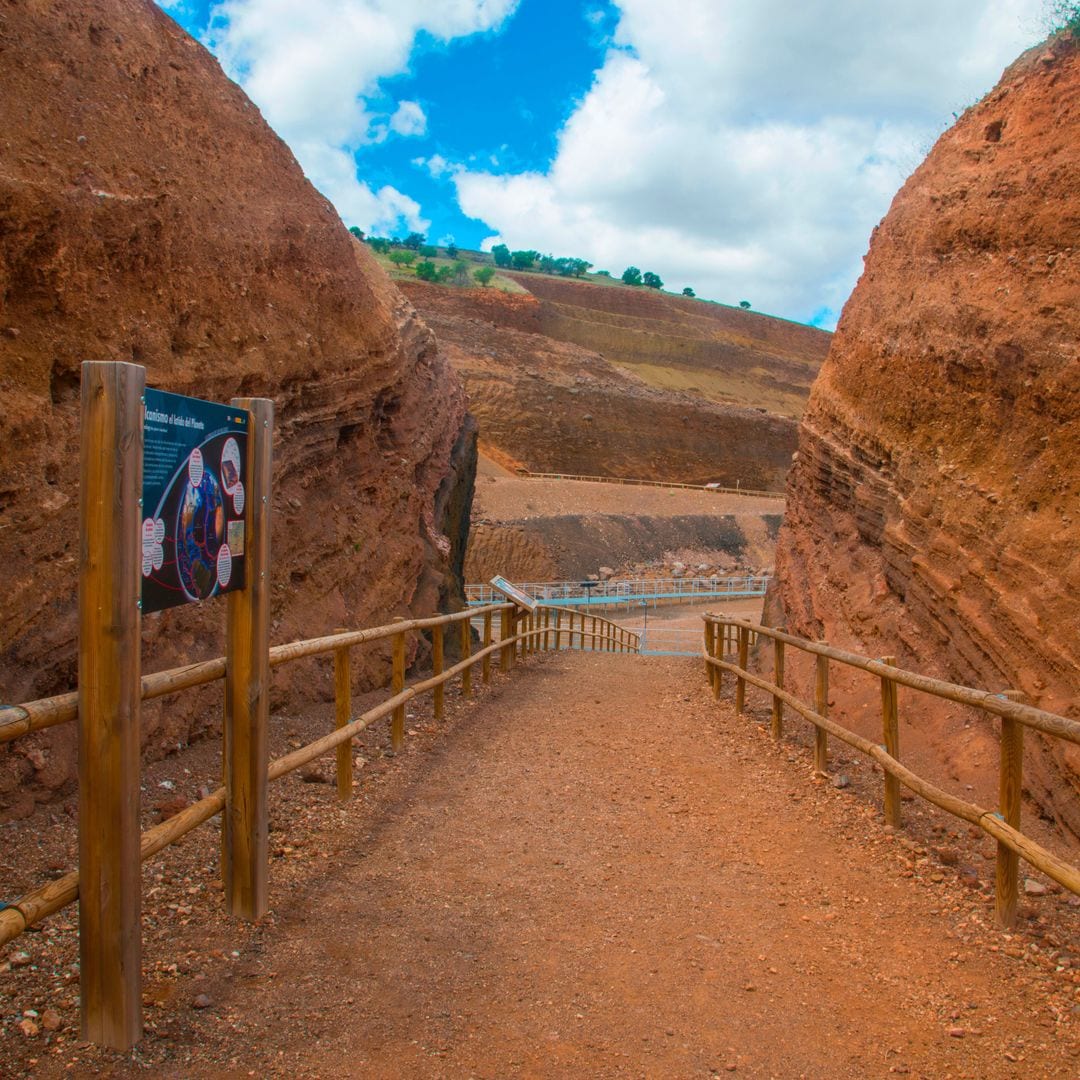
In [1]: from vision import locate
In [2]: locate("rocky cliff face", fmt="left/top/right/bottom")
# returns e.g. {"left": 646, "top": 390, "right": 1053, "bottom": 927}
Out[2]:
{"left": 769, "top": 38, "right": 1080, "bottom": 835}
{"left": 0, "top": 1, "right": 474, "bottom": 816}
{"left": 401, "top": 280, "right": 801, "bottom": 489}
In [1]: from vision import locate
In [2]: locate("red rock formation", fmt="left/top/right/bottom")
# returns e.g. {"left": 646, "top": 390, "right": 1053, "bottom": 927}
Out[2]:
{"left": 0, "top": 1, "right": 475, "bottom": 816}
{"left": 769, "top": 38, "right": 1080, "bottom": 834}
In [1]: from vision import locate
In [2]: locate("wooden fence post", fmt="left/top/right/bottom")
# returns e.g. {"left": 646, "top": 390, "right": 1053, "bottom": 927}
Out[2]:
{"left": 482, "top": 611, "right": 492, "bottom": 683}
{"left": 78, "top": 361, "right": 144, "bottom": 1050}
{"left": 771, "top": 637, "right": 785, "bottom": 739}
{"left": 334, "top": 637, "right": 353, "bottom": 801}
{"left": 880, "top": 656, "right": 900, "bottom": 827}
{"left": 224, "top": 397, "right": 273, "bottom": 923}
{"left": 543, "top": 608, "right": 551, "bottom": 651}
{"left": 704, "top": 621, "right": 715, "bottom": 692}
{"left": 500, "top": 608, "right": 512, "bottom": 671}
{"left": 996, "top": 690, "right": 1025, "bottom": 929}
{"left": 432, "top": 624, "right": 444, "bottom": 718}
{"left": 555, "top": 609, "right": 562, "bottom": 651}
{"left": 814, "top": 651, "right": 829, "bottom": 775}
{"left": 392, "top": 624, "right": 406, "bottom": 749}
{"left": 713, "top": 622, "right": 724, "bottom": 697}
{"left": 735, "top": 626, "right": 749, "bottom": 714}
{"left": 460, "top": 617, "right": 472, "bottom": 696}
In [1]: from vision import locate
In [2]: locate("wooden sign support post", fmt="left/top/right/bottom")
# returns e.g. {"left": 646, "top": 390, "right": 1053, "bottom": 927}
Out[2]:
{"left": 223, "top": 398, "right": 273, "bottom": 921}
{"left": 78, "top": 361, "right": 145, "bottom": 1050}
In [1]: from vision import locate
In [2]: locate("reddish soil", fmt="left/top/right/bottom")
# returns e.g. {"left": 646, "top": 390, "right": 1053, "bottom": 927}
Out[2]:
{"left": 400, "top": 279, "right": 802, "bottom": 490}
{"left": 3, "top": 653, "right": 1078, "bottom": 1078}
{"left": 771, "top": 37, "right": 1080, "bottom": 836}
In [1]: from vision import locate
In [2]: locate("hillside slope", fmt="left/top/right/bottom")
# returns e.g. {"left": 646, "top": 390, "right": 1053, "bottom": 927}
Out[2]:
{"left": 510, "top": 273, "right": 830, "bottom": 419}
{"left": 400, "top": 280, "right": 804, "bottom": 489}
{"left": 768, "top": 38, "right": 1080, "bottom": 835}
{"left": 0, "top": 0, "right": 474, "bottom": 816}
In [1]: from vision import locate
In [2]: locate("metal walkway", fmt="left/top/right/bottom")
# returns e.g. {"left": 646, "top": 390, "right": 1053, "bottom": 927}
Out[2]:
{"left": 465, "top": 574, "right": 770, "bottom": 612}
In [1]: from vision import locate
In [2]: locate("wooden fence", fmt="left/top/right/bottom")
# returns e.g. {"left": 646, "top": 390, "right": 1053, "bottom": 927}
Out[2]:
{"left": 519, "top": 470, "right": 785, "bottom": 499}
{"left": 0, "top": 601, "right": 637, "bottom": 1042}
{"left": 702, "top": 615, "right": 1080, "bottom": 928}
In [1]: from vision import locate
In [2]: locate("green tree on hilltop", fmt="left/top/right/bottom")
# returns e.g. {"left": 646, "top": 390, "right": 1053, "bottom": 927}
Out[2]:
{"left": 642, "top": 271, "right": 663, "bottom": 289}
{"left": 492, "top": 243, "right": 512, "bottom": 268}
{"left": 622, "top": 266, "right": 642, "bottom": 286}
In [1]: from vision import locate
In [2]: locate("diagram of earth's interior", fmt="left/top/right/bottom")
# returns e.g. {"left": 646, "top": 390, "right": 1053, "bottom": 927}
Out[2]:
{"left": 141, "top": 389, "right": 249, "bottom": 613}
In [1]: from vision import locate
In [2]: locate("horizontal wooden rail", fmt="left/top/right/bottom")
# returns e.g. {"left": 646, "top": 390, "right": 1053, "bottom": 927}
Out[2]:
{"left": 521, "top": 470, "right": 785, "bottom": 500}
{"left": 701, "top": 615, "right": 1080, "bottom": 926}
{"left": 0, "top": 605, "right": 510, "bottom": 744}
{"left": 0, "top": 602, "right": 636, "bottom": 947}
{"left": 705, "top": 616, "right": 1080, "bottom": 747}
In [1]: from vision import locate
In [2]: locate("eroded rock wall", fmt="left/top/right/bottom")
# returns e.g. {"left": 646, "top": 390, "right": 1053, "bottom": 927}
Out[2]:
{"left": 769, "top": 39, "right": 1080, "bottom": 834}
{"left": 0, "top": 1, "right": 474, "bottom": 816}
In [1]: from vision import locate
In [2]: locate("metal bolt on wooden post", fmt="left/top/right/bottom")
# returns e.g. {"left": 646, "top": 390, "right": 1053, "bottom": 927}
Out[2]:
{"left": 333, "top": 638, "right": 353, "bottom": 801}
{"left": 460, "top": 618, "right": 472, "bottom": 695}
{"left": 482, "top": 611, "right": 492, "bottom": 683}
{"left": 223, "top": 397, "right": 273, "bottom": 923}
{"left": 880, "top": 656, "right": 900, "bottom": 827}
{"left": 78, "top": 361, "right": 145, "bottom": 1050}
{"left": 500, "top": 608, "right": 512, "bottom": 671}
{"left": 432, "top": 624, "right": 444, "bottom": 718}
{"left": 997, "top": 690, "right": 1025, "bottom": 929}
{"left": 735, "top": 626, "right": 749, "bottom": 714}
{"left": 391, "top": 626, "right": 406, "bottom": 750}
{"left": 814, "top": 650, "right": 830, "bottom": 775}
{"left": 771, "top": 636, "right": 785, "bottom": 739}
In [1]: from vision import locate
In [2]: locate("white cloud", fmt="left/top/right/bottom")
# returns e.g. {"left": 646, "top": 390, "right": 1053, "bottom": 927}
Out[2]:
{"left": 205, "top": 0, "right": 518, "bottom": 234}
{"left": 390, "top": 100, "right": 427, "bottom": 137}
{"left": 453, "top": 0, "right": 1046, "bottom": 326}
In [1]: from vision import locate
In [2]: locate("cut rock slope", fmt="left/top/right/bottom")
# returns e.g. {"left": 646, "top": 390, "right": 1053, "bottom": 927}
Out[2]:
{"left": 0, "top": 1, "right": 475, "bottom": 816}
{"left": 400, "top": 278, "right": 820, "bottom": 489}
{"left": 769, "top": 38, "right": 1080, "bottom": 835}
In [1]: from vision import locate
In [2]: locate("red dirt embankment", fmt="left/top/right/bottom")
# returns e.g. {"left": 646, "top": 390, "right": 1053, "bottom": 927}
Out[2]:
{"left": 769, "top": 37, "right": 1080, "bottom": 835}
{"left": 0, "top": 2, "right": 475, "bottom": 817}
{"left": 401, "top": 279, "right": 800, "bottom": 489}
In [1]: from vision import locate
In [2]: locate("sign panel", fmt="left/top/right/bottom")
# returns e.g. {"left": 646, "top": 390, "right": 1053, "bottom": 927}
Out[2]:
{"left": 489, "top": 575, "right": 538, "bottom": 611}
{"left": 141, "top": 388, "right": 249, "bottom": 613}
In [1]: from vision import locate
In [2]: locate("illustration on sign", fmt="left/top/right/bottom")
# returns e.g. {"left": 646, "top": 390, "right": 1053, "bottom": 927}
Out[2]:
{"left": 141, "top": 388, "right": 249, "bottom": 613}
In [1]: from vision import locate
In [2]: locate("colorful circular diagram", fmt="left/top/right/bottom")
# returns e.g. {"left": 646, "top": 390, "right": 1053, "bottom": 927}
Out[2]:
{"left": 232, "top": 481, "right": 245, "bottom": 515}
{"left": 189, "top": 447, "right": 204, "bottom": 487}
{"left": 176, "top": 467, "right": 226, "bottom": 601}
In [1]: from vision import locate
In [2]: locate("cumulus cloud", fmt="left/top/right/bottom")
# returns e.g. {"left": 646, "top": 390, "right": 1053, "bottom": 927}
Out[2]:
{"left": 389, "top": 100, "right": 428, "bottom": 137}
{"left": 454, "top": 0, "right": 1045, "bottom": 325}
{"left": 205, "top": 0, "right": 518, "bottom": 234}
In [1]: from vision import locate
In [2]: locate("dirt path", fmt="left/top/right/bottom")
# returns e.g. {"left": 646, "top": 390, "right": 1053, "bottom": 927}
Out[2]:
{"left": 473, "top": 475, "right": 784, "bottom": 522}
{"left": 4, "top": 653, "right": 1078, "bottom": 1078}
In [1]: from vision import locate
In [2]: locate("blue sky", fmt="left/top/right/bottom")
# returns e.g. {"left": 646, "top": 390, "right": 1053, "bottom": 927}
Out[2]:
{"left": 158, "top": 1, "right": 1049, "bottom": 328}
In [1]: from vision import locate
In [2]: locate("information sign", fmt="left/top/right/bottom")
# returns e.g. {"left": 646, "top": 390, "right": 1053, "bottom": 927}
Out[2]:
{"left": 489, "top": 575, "right": 538, "bottom": 611}
{"left": 141, "top": 388, "right": 249, "bottom": 613}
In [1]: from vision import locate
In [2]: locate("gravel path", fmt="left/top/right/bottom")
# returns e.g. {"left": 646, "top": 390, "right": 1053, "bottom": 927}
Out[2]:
{"left": 3, "top": 652, "right": 1078, "bottom": 1077}
{"left": 473, "top": 475, "right": 785, "bottom": 522}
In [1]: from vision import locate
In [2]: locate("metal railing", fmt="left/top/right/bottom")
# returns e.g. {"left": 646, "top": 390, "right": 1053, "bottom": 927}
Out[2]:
{"left": 466, "top": 574, "right": 771, "bottom": 609}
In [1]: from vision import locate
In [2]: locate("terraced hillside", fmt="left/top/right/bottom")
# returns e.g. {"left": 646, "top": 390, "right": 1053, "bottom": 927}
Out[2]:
{"left": 511, "top": 273, "right": 830, "bottom": 419}
{"left": 400, "top": 277, "right": 827, "bottom": 488}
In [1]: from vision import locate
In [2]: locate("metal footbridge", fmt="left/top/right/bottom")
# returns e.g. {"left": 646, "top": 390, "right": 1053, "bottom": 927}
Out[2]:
{"left": 466, "top": 574, "right": 770, "bottom": 613}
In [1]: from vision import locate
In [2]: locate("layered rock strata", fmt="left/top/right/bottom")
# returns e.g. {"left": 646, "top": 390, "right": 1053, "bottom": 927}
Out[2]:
{"left": 769, "top": 38, "right": 1080, "bottom": 835}
{"left": 0, "top": 1, "right": 474, "bottom": 815}
{"left": 401, "top": 281, "right": 799, "bottom": 489}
